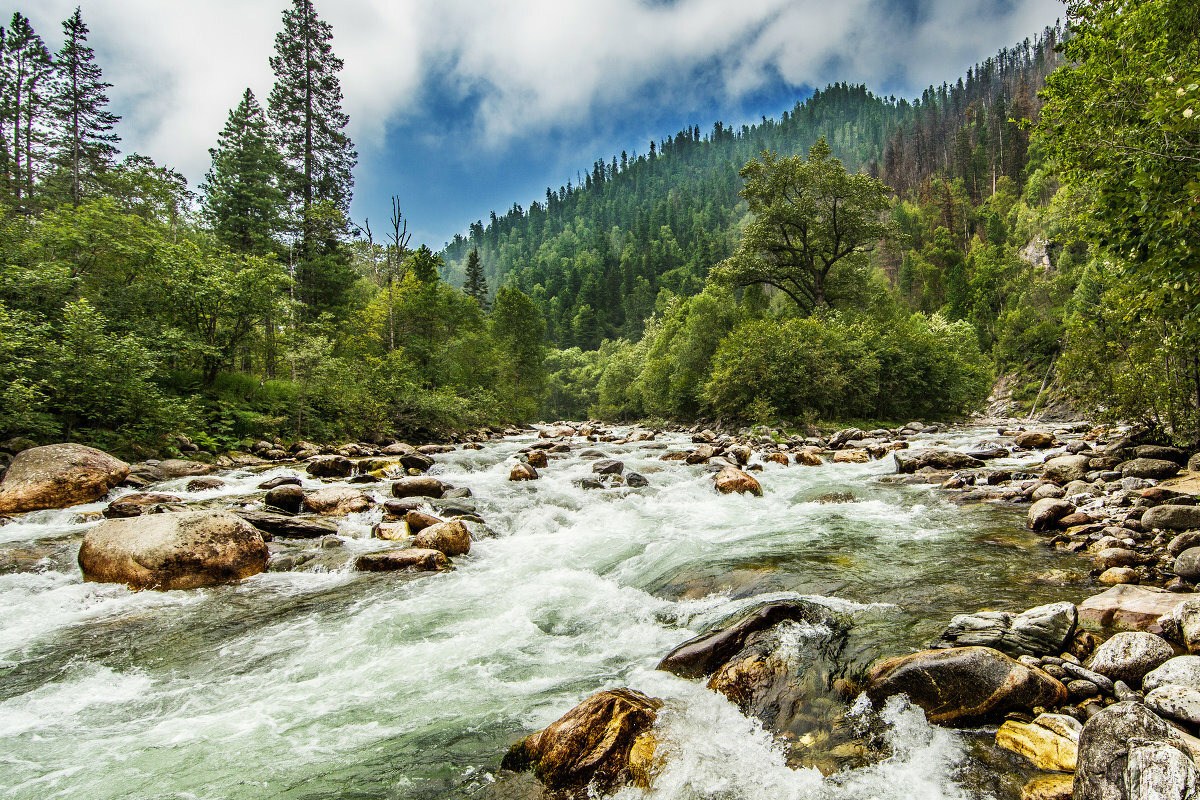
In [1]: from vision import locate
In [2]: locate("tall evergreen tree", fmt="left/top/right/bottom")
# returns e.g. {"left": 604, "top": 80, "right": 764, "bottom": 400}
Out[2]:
{"left": 462, "top": 248, "right": 489, "bottom": 310}
{"left": 1, "top": 13, "right": 55, "bottom": 212}
{"left": 50, "top": 7, "right": 119, "bottom": 207}
{"left": 202, "top": 88, "right": 284, "bottom": 255}
{"left": 267, "top": 0, "right": 357, "bottom": 313}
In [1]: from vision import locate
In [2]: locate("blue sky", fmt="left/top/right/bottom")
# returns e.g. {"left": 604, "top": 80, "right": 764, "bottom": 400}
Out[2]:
{"left": 12, "top": 0, "right": 1063, "bottom": 248}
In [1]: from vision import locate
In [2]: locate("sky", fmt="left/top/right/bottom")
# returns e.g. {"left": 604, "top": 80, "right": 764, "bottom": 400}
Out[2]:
{"left": 9, "top": 0, "right": 1064, "bottom": 248}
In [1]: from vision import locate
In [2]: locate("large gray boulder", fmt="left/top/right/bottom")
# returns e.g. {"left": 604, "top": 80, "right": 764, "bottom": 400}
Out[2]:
{"left": 1124, "top": 741, "right": 1199, "bottom": 800}
{"left": 78, "top": 510, "right": 268, "bottom": 590}
{"left": 0, "top": 443, "right": 129, "bottom": 514}
{"left": 1043, "top": 455, "right": 1093, "bottom": 484}
{"left": 930, "top": 601, "right": 1077, "bottom": 658}
{"left": 1146, "top": 505, "right": 1200, "bottom": 532}
{"left": 1087, "top": 632, "right": 1175, "bottom": 685}
{"left": 1144, "top": 656, "right": 1200, "bottom": 693}
{"left": 1121, "top": 458, "right": 1182, "bottom": 480}
{"left": 1160, "top": 601, "right": 1200, "bottom": 654}
{"left": 1074, "top": 701, "right": 1199, "bottom": 800}
{"left": 1029, "top": 498, "right": 1076, "bottom": 531}
{"left": 894, "top": 449, "right": 984, "bottom": 473}
{"left": 1177, "top": 548, "right": 1200, "bottom": 583}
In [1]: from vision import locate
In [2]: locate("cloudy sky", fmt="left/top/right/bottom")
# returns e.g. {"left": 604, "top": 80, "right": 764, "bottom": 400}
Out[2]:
{"left": 9, "top": 0, "right": 1063, "bottom": 247}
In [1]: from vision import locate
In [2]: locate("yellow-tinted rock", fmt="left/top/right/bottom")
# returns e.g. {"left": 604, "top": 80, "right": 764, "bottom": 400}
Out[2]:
{"left": 996, "top": 714, "right": 1080, "bottom": 772}
{"left": 1021, "top": 774, "right": 1074, "bottom": 800}
{"left": 714, "top": 467, "right": 763, "bottom": 497}
{"left": 628, "top": 732, "right": 663, "bottom": 789}
{"left": 833, "top": 449, "right": 870, "bottom": 463}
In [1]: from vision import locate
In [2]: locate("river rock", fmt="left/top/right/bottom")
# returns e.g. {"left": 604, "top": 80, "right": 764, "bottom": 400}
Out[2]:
{"left": 794, "top": 448, "right": 823, "bottom": 466}
{"left": 1147, "top": 505, "right": 1200, "bottom": 532}
{"left": 1074, "top": 701, "right": 1199, "bottom": 800}
{"left": 186, "top": 477, "right": 225, "bottom": 492}
{"left": 996, "top": 713, "right": 1081, "bottom": 772}
{"left": 411, "top": 519, "right": 471, "bottom": 557}
{"left": 306, "top": 455, "right": 352, "bottom": 478}
{"left": 1029, "top": 498, "right": 1076, "bottom": 531}
{"left": 626, "top": 472, "right": 649, "bottom": 488}
{"left": 103, "top": 492, "right": 183, "bottom": 518}
{"left": 1136, "top": 445, "right": 1189, "bottom": 465}
{"left": 1044, "top": 455, "right": 1093, "bottom": 484}
{"left": 258, "top": 476, "right": 301, "bottom": 490}
{"left": 832, "top": 449, "right": 870, "bottom": 463}
{"left": 865, "top": 646, "right": 1067, "bottom": 726}
{"left": 1159, "top": 601, "right": 1200, "bottom": 653}
{"left": 1099, "top": 567, "right": 1140, "bottom": 586}
{"left": 264, "top": 485, "right": 305, "bottom": 513}
{"left": 1125, "top": 741, "right": 1200, "bottom": 800}
{"left": 686, "top": 445, "right": 715, "bottom": 464}
{"left": 1098, "top": 548, "right": 1144, "bottom": 569}
{"left": 1144, "top": 656, "right": 1200, "bottom": 692}
{"left": 713, "top": 467, "right": 762, "bottom": 496}
{"left": 355, "top": 549, "right": 449, "bottom": 572}
{"left": 1017, "top": 431, "right": 1056, "bottom": 449}
{"left": 233, "top": 510, "right": 336, "bottom": 539}
{"left": 526, "top": 450, "right": 549, "bottom": 469}
{"left": 1170, "top": 533, "right": 1200, "bottom": 558}
{"left": 404, "top": 510, "right": 443, "bottom": 534}
{"left": 501, "top": 688, "right": 662, "bottom": 793}
{"left": 1121, "top": 458, "right": 1183, "bottom": 480}
{"left": 1033, "top": 483, "right": 1067, "bottom": 501}
{"left": 392, "top": 477, "right": 446, "bottom": 499}
{"left": 157, "top": 459, "right": 213, "bottom": 478}
{"left": 1146, "top": 684, "right": 1200, "bottom": 726}
{"left": 0, "top": 444, "right": 130, "bottom": 514}
{"left": 78, "top": 510, "right": 268, "bottom": 590}
{"left": 1177, "top": 549, "right": 1200, "bottom": 583}
{"left": 1079, "top": 585, "right": 1196, "bottom": 630}
{"left": 1022, "top": 774, "right": 1074, "bottom": 800}
{"left": 510, "top": 463, "right": 539, "bottom": 481}
{"left": 1087, "top": 631, "right": 1175, "bottom": 684}
{"left": 894, "top": 449, "right": 984, "bottom": 473}
{"left": 592, "top": 459, "right": 624, "bottom": 475}
{"left": 930, "top": 601, "right": 1077, "bottom": 658}
{"left": 302, "top": 487, "right": 374, "bottom": 515}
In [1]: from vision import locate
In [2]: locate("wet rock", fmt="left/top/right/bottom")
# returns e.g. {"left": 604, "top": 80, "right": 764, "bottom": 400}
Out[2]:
{"left": 1121, "top": 458, "right": 1183, "bottom": 480}
{"left": 1017, "top": 431, "right": 1056, "bottom": 449}
{"left": 186, "top": 477, "right": 225, "bottom": 492}
{"left": 713, "top": 466, "right": 762, "bottom": 497}
{"left": 0, "top": 444, "right": 130, "bottom": 514}
{"left": 686, "top": 445, "right": 715, "bottom": 464}
{"left": 501, "top": 688, "right": 662, "bottom": 793}
{"left": 404, "top": 510, "right": 443, "bottom": 534}
{"left": 392, "top": 477, "right": 446, "bottom": 499}
{"left": 411, "top": 519, "right": 471, "bottom": 557}
{"left": 510, "top": 463, "right": 539, "bottom": 481}
{"left": 1044, "top": 455, "right": 1093, "bottom": 484}
{"left": 592, "top": 459, "right": 624, "bottom": 475}
{"left": 258, "top": 476, "right": 301, "bottom": 490}
{"left": 1029, "top": 498, "right": 1076, "bottom": 531}
{"left": 1074, "top": 701, "right": 1199, "bottom": 800}
{"left": 156, "top": 459, "right": 214, "bottom": 479}
{"left": 1124, "top": 740, "right": 1200, "bottom": 800}
{"left": 355, "top": 549, "right": 450, "bottom": 572}
{"left": 1145, "top": 684, "right": 1200, "bottom": 726}
{"left": 1032, "top": 483, "right": 1068, "bottom": 501}
{"left": 894, "top": 449, "right": 984, "bottom": 473}
{"left": 233, "top": 510, "right": 337, "bottom": 539}
{"left": 996, "top": 713, "right": 1081, "bottom": 772}
{"left": 1022, "top": 774, "right": 1074, "bottom": 800}
{"left": 832, "top": 449, "right": 870, "bottom": 463}
{"left": 1177, "top": 549, "right": 1200, "bottom": 583}
{"left": 1159, "top": 600, "right": 1200, "bottom": 653}
{"left": 1146, "top": 505, "right": 1200, "bottom": 532}
{"left": 372, "top": 521, "right": 407, "bottom": 541}
{"left": 794, "top": 448, "right": 824, "bottom": 467}
{"left": 625, "top": 472, "right": 649, "bottom": 488}
{"left": 1099, "top": 567, "right": 1140, "bottom": 586}
{"left": 764, "top": 452, "right": 790, "bottom": 466}
{"left": 865, "top": 646, "right": 1067, "bottom": 726}
{"left": 103, "top": 492, "right": 183, "bottom": 518}
{"left": 79, "top": 510, "right": 268, "bottom": 590}
{"left": 526, "top": 450, "right": 549, "bottom": 469}
{"left": 930, "top": 601, "right": 1077, "bottom": 658}
{"left": 1068, "top": 679, "right": 1101, "bottom": 700}
{"left": 1079, "top": 585, "right": 1196, "bottom": 630}
{"left": 306, "top": 456, "right": 352, "bottom": 478}
{"left": 1087, "top": 632, "right": 1174, "bottom": 685}
{"left": 1144, "top": 656, "right": 1200, "bottom": 692}
{"left": 302, "top": 487, "right": 374, "bottom": 515}
{"left": 264, "top": 485, "right": 305, "bottom": 513}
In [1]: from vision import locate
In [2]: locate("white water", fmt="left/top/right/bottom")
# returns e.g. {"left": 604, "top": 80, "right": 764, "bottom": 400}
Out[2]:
{"left": 0, "top": 428, "right": 1087, "bottom": 799}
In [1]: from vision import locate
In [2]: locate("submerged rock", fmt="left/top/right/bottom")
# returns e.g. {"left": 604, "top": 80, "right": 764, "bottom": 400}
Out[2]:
{"left": 930, "top": 601, "right": 1077, "bottom": 658}
{"left": 0, "top": 443, "right": 130, "bottom": 514}
{"left": 355, "top": 549, "right": 449, "bottom": 572}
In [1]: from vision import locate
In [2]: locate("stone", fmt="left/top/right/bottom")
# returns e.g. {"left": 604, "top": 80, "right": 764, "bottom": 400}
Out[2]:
{"left": 1078, "top": 585, "right": 1194, "bottom": 630}
{"left": 1033, "top": 484, "right": 1068, "bottom": 501}
{"left": 404, "top": 510, "right": 443, "bottom": 534}
{"left": 996, "top": 713, "right": 1081, "bottom": 772}
{"left": 510, "top": 463, "right": 539, "bottom": 481}
{"left": 186, "top": 477, "right": 225, "bottom": 492}
{"left": 355, "top": 549, "right": 450, "bottom": 572}
{"left": 930, "top": 601, "right": 1077, "bottom": 658}
{"left": 1146, "top": 505, "right": 1200, "bottom": 532}
{"left": 257, "top": 476, "right": 301, "bottom": 490}
{"left": 1074, "top": 701, "right": 1198, "bottom": 800}
{"left": 1121, "top": 458, "right": 1182, "bottom": 480}
{"left": 391, "top": 477, "right": 446, "bottom": 499}
{"left": 1087, "top": 631, "right": 1175, "bottom": 684}
{"left": 764, "top": 452, "right": 790, "bottom": 466}
{"left": 526, "top": 450, "right": 549, "bottom": 469}
{"left": 1170, "top": 533, "right": 1200, "bottom": 558}
{"left": 1146, "top": 684, "right": 1200, "bottom": 726}
{"left": 625, "top": 472, "right": 649, "bottom": 488}
{"left": 233, "top": 510, "right": 337, "bottom": 539}
{"left": 894, "top": 449, "right": 984, "bottom": 473}
{"left": 1022, "top": 774, "right": 1074, "bottom": 800}
{"left": 372, "top": 521, "right": 408, "bottom": 541}
{"left": 686, "top": 445, "right": 715, "bottom": 464}
{"left": 794, "top": 448, "right": 824, "bottom": 467}
{"left": 0, "top": 443, "right": 130, "bottom": 514}
{"left": 264, "top": 485, "right": 305, "bottom": 513}
{"left": 411, "top": 519, "right": 471, "bottom": 557}
{"left": 1124, "top": 741, "right": 1200, "bottom": 800}
{"left": 103, "top": 492, "right": 182, "bottom": 518}
{"left": 156, "top": 459, "right": 214, "bottom": 478}
{"left": 1136, "top": 445, "right": 1189, "bottom": 465}
{"left": 592, "top": 459, "right": 624, "bottom": 475}
{"left": 1030, "top": 498, "right": 1077, "bottom": 531}
{"left": 1044, "top": 455, "right": 1094, "bottom": 484}
{"left": 833, "top": 449, "right": 870, "bottom": 463}
{"left": 1097, "top": 548, "right": 1144, "bottom": 569}
{"left": 1017, "top": 431, "right": 1056, "bottom": 449}
{"left": 78, "top": 510, "right": 268, "bottom": 590}
{"left": 306, "top": 456, "right": 352, "bottom": 478}
{"left": 713, "top": 467, "right": 762, "bottom": 497}
{"left": 1099, "top": 567, "right": 1140, "bottom": 586}
{"left": 1160, "top": 600, "right": 1200, "bottom": 654}
{"left": 865, "top": 646, "right": 1067, "bottom": 726}
{"left": 1144, "top": 656, "right": 1200, "bottom": 693}
{"left": 501, "top": 688, "right": 662, "bottom": 793}
{"left": 302, "top": 487, "right": 374, "bottom": 515}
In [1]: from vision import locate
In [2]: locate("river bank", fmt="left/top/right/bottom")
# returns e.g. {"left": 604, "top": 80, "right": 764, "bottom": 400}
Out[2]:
{"left": 0, "top": 419, "right": 1197, "bottom": 799}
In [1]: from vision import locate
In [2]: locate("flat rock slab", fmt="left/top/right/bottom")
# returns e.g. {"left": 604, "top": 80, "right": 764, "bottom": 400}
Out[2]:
{"left": 931, "top": 601, "right": 1077, "bottom": 658}
{"left": 1078, "top": 585, "right": 1196, "bottom": 631}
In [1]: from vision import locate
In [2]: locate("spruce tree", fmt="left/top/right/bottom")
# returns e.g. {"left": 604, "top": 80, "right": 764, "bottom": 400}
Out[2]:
{"left": 1, "top": 14, "right": 55, "bottom": 212}
{"left": 50, "top": 7, "right": 120, "bottom": 207}
{"left": 202, "top": 88, "right": 284, "bottom": 255}
{"left": 462, "top": 248, "right": 489, "bottom": 310}
{"left": 267, "top": 0, "right": 357, "bottom": 313}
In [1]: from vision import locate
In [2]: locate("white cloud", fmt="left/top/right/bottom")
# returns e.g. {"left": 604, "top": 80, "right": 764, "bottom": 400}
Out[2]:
{"left": 6, "top": 0, "right": 1062, "bottom": 185}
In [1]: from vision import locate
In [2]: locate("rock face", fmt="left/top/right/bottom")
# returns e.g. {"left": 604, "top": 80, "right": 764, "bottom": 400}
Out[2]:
{"left": 78, "top": 510, "right": 268, "bottom": 590}
{"left": 713, "top": 467, "right": 762, "bottom": 496}
{"left": 930, "top": 602, "right": 1077, "bottom": 658}
{"left": 391, "top": 477, "right": 445, "bottom": 499}
{"left": 411, "top": 519, "right": 471, "bottom": 557}
{"left": 355, "top": 549, "right": 449, "bottom": 572}
{"left": 1087, "top": 632, "right": 1175, "bottom": 684}
{"left": 0, "top": 444, "right": 130, "bottom": 514}
{"left": 302, "top": 487, "right": 374, "bottom": 515}
{"left": 1029, "top": 498, "right": 1076, "bottom": 531}
{"left": 996, "top": 713, "right": 1081, "bottom": 772}
{"left": 501, "top": 688, "right": 662, "bottom": 793}
{"left": 1146, "top": 505, "right": 1200, "bottom": 532}
{"left": 1074, "top": 701, "right": 1200, "bottom": 800}
{"left": 1043, "top": 455, "right": 1093, "bottom": 484}
{"left": 865, "top": 646, "right": 1067, "bottom": 726}
{"left": 1078, "top": 585, "right": 1193, "bottom": 631}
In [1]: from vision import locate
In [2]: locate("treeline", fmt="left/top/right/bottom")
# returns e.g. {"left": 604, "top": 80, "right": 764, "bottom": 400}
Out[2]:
{"left": 0, "top": 2, "right": 545, "bottom": 456}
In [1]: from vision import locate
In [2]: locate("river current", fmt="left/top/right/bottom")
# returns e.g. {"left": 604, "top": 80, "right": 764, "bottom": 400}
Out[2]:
{"left": 0, "top": 426, "right": 1090, "bottom": 799}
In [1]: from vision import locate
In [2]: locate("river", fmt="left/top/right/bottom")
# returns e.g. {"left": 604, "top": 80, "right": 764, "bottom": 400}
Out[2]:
{"left": 0, "top": 425, "right": 1091, "bottom": 799}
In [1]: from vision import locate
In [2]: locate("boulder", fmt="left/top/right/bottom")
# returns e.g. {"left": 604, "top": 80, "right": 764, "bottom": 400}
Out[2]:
{"left": 794, "top": 448, "right": 824, "bottom": 467}
{"left": 1099, "top": 567, "right": 1140, "bottom": 586}
{"left": 686, "top": 445, "right": 715, "bottom": 464}
{"left": 78, "top": 510, "right": 268, "bottom": 590}
{"left": 592, "top": 459, "right": 624, "bottom": 475}
{"left": 1136, "top": 445, "right": 1189, "bottom": 465}
{"left": 1125, "top": 741, "right": 1200, "bottom": 800}
{"left": 1121, "top": 458, "right": 1182, "bottom": 480}
{"left": 510, "top": 463, "right": 539, "bottom": 481}
{"left": 1177, "top": 548, "right": 1200, "bottom": 582}
{"left": 233, "top": 510, "right": 336, "bottom": 539}
{"left": 1170, "top": 532, "right": 1200, "bottom": 558}
{"left": 1074, "top": 701, "right": 1199, "bottom": 800}
{"left": 404, "top": 510, "right": 443, "bottom": 535}
{"left": 411, "top": 519, "right": 471, "bottom": 557}
{"left": 713, "top": 467, "right": 762, "bottom": 497}
{"left": 526, "top": 450, "right": 549, "bottom": 469}
{"left": 258, "top": 476, "right": 301, "bottom": 490}
{"left": 0, "top": 443, "right": 130, "bottom": 514}
{"left": 833, "top": 449, "right": 870, "bottom": 464}
{"left": 764, "top": 452, "right": 790, "bottom": 466}
{"left": 865, "top": 646, "right": 1067, "bottom": 726}
{"left": 1097, "top": 548, "right": 1145, "bottom": 569}
{"left": 930, "top": 601, "right": 1077, "bottom": 658}
{"left": 1146, "top": 505, "right": 1200, "bottom": 532}
{"left": 1087, "top": 632, "right": 1174, "bottom": 684}
{"left": 1043, "top": 455, "right": 1093, "bottom": 484}
{"left": 894, "top": 449, "right": 984, "bottom": 473}
{"left": 306, "top": 455, "right": 352, "bottom": 478}
{"left": 1146, "top": 684, "right": 1200, "bottom": 726}
{"left": 156, "top": 459, "right": 214, "bottom": 479}
{"left": 501, "top": 688, "right": 662, "bottom": 793}
{"left": 103, "top": 492, "right": 182, "bottom": 518}
{"left": 391, "top": 477, "right": 446, "bottom": 499}
{"left": 996, "top": 713, "right": 1081, "bottom": 772}
{"left": 302, "top": 487, "right": 374, "bottom": 515}
{"left": 1160, "top": 600, "right": 1200, "bottom": 653}
{"left": 1029, "top": 498, "right": 1076, "bottom": 531}
{"left": 264, "top": 485, "right": 305, "bottom": 513}
{"left": 355, "top": 549, "right": 450, "bottom": 572}
{"left": 1017, "top": 431, "right": 1056, "bottom": 449}
{"left": 625, "top": 472, "right": 649, "bottom": 488}
{"left": 1079, "top": 585, "right": 1196, "bottom": 631}
{"left": 186, "top": 477, "right": 225, "bottom": 492}
{"left": 1144, "top": 656, "right": 1200, "bottom": 693}
{"left": 1022, "top": 775, "right": 1074, "bottom": 800}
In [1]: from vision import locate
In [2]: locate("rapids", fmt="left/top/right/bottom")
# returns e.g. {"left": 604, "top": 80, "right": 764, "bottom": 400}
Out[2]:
{"left": 0, "top": 426, "right": 1092, "bottom": 799}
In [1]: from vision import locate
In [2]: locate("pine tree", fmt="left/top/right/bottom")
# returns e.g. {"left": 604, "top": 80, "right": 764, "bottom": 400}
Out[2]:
{"left": 202, "top": 88, "right": 284, "bottom": 255}
{"left": 462, "top": 248, "right": 489, "bottom": 310}
{"left": 267, "top": 0, "right": 357, "bottom": 312}
{"left": 49, "top": 7, "right": 120, "bottom": 207}
{"left": 1, "top": 13, "right": 55, "bottom": 212}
